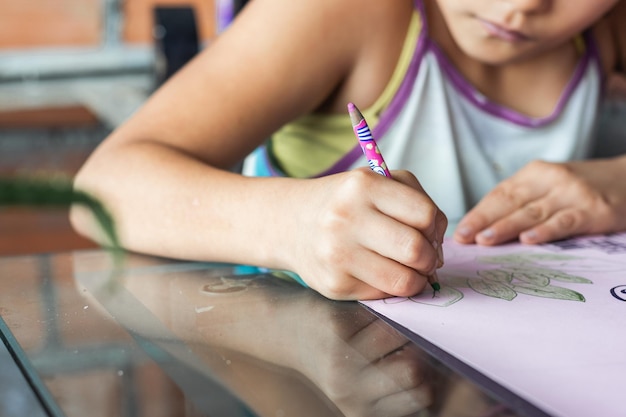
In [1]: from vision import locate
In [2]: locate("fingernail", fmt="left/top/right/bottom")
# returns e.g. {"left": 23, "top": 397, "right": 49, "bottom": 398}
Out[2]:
{"left": 521, "top": 230, "right": 538, "bottom": 243}
{"left": 456, "top": 225, "right": 472, "bottom": 237}
{"left": 478, "top": 228, "right": 495, "bottom": 240}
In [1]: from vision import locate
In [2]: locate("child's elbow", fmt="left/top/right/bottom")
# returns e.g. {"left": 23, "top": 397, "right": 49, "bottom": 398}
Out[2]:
{"left": 69, "top": 172, "right": 111, "bottom": 246}
{"left": 69, "top": 201, "right": 102, "bottom": 245}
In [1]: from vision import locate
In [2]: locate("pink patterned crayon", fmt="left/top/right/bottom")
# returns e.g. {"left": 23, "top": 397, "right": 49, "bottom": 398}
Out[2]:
{"left": 347, "top": 102, "right": 441, "bottom": 293}
{"left": 347, "top": 102, "right": 392, "bottom": 178}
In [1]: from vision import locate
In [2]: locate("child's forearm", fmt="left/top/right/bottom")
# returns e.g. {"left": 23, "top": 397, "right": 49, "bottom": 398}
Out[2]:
{"left": 72, "top": 138, "right": 444, "bottom": 300}
{"left": 70, "top": 139, "right": 301, "bottom": 268}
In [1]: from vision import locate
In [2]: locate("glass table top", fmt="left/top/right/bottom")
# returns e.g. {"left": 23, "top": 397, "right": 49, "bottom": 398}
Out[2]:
{"left": 0, "top": 249, "right": 529, "bottom": 417}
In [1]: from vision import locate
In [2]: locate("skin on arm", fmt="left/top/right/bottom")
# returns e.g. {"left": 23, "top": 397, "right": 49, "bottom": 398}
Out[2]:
{"left": 71, "top": 0, "right": 444, "bottom": 300}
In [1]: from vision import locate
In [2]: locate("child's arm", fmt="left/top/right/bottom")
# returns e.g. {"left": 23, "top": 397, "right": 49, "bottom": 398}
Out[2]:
{"left": 71, "top": 0, "right": 443, "bottom": 300}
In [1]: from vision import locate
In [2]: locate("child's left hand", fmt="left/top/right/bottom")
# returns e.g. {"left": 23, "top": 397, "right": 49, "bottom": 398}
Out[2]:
{"left": 454, "top": 157, "right": 626, "bottom": 245}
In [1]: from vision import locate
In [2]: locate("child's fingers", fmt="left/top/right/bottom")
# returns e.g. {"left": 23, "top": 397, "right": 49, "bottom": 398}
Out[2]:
{"left": 384, "top": 170, "right": 447, "bottom": 245}
{"left": 434, "top": 209, "right": 448, "bottom": 264}
{"left": 454, "top": 164, "right": 549, "bottom": 243}
{"left": 352, "top": 252, "right": 429, "bottom": 299}
{"left": 311, "top": 249, "right": 429, "bottom": 300}
{"left": 311, "top": 277, "right": 390, "bottom": 301}
{"left": 299, "top": 169, "right": 445, "bottom": 299}
{"left": 471, "top": 197, "right": 562, "bottom": 245}
{"left": 349, "top": 323, "right": 410, "bottom": 362}
{"left": 519, "top": 208, "right": 594, "bottom": 244}
{"left": 357, "top": 347, "right": 431, "bottom": 403}
{"left": 455, "top": 186, "right": 539, "bottom": 243}
{"left": 356, "top": 210, "right": 440, "bottom": 275}
{"left": 454, "top": 158, "right": 626, "bottom": 246}
{"left": 371, "top": 386, "right": 432, "bottom": 417}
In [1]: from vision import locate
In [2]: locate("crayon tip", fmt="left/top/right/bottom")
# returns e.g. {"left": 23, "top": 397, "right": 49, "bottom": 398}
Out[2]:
{"left": 347, "top": 102, "right": 365, "bottom": 126}
{"left": 431, "top": 282, "right": 441, "bottom": 292}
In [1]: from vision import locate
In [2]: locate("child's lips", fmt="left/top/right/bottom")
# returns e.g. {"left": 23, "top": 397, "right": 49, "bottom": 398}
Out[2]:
{"left": 477, "top": 18, "right": 530, "bottom": 43}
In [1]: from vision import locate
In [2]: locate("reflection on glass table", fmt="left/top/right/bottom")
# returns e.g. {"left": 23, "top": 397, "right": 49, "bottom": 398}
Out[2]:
{"left": 0, "top": 250, "right": 524, "bottom": 417}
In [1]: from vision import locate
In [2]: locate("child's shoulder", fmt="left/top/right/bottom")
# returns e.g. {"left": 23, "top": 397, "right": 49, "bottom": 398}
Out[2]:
{"left": 229, "top": 0, "right": 415, "bottom": 113}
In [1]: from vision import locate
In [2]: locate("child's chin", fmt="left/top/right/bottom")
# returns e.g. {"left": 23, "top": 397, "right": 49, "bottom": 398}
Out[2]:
{"left": 454, "top": 35, "right": 534, "bottom": 65}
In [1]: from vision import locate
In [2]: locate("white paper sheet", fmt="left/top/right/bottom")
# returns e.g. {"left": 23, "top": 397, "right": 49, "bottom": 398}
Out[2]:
{"left": 362, "top": 233, "right": 626, "bottom": 417}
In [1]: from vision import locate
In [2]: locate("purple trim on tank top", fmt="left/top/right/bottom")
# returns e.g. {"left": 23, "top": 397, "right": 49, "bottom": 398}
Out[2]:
{"left": 429, "top": 30, "right": 598, "bottom": 128}
{"left": 316, "top": 0, "right": 429, "bottom": 178}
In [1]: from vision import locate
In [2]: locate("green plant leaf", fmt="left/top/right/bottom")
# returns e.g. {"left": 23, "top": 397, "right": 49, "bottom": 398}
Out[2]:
{"left": 513, "top": 283, "right": 586, "bottom": 302}
{"left": 468, "top": 278, "right": 517, "bottom": 301}
{"left": 0, "top": 177, "right": 122, "bottom": 264}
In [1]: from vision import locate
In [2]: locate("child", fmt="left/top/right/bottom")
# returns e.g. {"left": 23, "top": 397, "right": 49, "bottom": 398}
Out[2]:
{"left": 71, "top": 0, "right": 626, "bottom": 300}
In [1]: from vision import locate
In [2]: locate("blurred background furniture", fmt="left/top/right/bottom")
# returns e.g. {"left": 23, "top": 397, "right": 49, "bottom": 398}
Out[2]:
{"left": 0, "top": 0, "right": 241, "bottom": 255}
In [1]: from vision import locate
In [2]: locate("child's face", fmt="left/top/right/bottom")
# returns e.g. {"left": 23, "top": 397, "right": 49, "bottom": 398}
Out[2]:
{"left": 435, "top": 0, "right": 618, "bottom": 64}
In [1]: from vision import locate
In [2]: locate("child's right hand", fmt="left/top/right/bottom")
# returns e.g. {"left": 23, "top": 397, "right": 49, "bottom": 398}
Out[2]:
{"left": 279, "top": 168, "right": 447, "bottom": 300}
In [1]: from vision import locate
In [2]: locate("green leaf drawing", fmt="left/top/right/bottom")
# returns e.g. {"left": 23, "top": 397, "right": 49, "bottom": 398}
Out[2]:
{"left": 383, "top": 297, "right": 410, "bottom": 304}
{"left": 415, "top": 251, "right": 594, "bottom": 306}
{"left": 409, "top": 285, "right": 463, "bottom": 307}
{"left": 440, "top": 275, "right": 471, "bottom": 288}
{"left": 477, "top": 253, "right": 579, "bottom": 264}
{"left": 512, "top": 270, "right": 551, "bottom": 287}
{"left": 518, "top": 254, "right": 580, "bottom": 262}
{"left": 513, "top": 283, "right": 586, "bottom": 302}
{"left": 510, "top": 267, "right": 592, "bottom": 284}
{"left": 478, "top": 269, "right": 513, "bottom": 283}
{"left": 476, "top": 254, "right": 531, "bottom": 264}
{"left": 542, "top": 270, "right": 592, "bottom": 284}
{"left": 468, "top": 278, "right": 517, "bottom": 301}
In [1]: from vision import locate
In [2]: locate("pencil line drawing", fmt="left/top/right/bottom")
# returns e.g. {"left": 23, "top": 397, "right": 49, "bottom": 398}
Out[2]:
{"left": 547, "top": 233, "right": 626, "bottom": 254}
{"left": 610, "top": 285, "right": 626, "bottom": 302}
{"left": 385, "top": 251, "right": 596, "bottom": 307}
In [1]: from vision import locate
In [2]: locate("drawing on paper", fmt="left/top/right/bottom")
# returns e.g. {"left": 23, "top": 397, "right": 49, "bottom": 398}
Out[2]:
{"left": 610, "top": 285, "right": 626, "bottom": 302}
{"left": 200, "top": 274, "right": 269, "bottom": 295}
{"left": 547, "top": 233, "right": 626, "bottom": 254}
{"left": 385, "top": 252, "right": 595, "bottom": 307}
